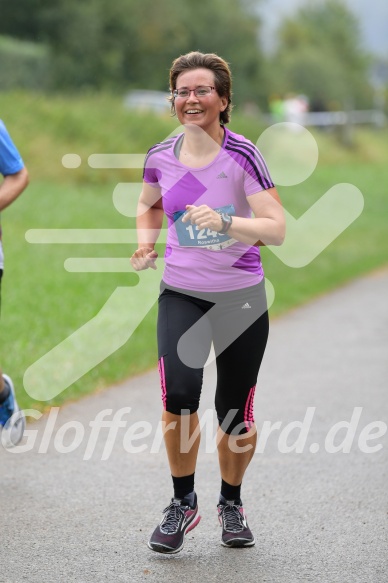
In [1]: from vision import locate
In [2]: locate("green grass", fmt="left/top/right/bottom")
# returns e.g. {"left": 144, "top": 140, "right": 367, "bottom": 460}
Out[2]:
{"left": 0, "top": 91, "right": 387, "bottom": 412}
{"left": 263, "top": 159, "right": 388, "bottom": 314}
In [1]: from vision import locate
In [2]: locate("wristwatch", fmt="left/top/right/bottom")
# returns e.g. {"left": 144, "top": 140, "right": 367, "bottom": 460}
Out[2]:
{"left": 218, "top": 212, "right": 233, "bottom": 234}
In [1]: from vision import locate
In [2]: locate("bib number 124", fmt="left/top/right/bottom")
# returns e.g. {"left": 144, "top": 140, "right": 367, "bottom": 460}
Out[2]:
{"left": 185, "top": 225, "right": 218, "bottom": 240}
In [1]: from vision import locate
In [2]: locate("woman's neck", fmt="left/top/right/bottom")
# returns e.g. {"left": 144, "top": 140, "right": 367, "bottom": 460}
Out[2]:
{"left": 180, "top": 124, "right": 225, "bottom": 158}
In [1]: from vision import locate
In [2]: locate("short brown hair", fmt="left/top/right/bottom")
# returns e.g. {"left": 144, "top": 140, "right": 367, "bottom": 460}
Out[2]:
{"left": 169, "top": 51, "right": 233, "bottom": 125}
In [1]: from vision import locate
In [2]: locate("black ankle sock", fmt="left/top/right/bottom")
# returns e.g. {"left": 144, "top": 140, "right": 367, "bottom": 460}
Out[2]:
{"left": 0, "top": 378, "right": 10, "bottom": 405}
{"left": 172, "top": 473, "right": 195, "bottom": 501}
{"left": 220, "top": 479, "right": 241, "bottom": 503}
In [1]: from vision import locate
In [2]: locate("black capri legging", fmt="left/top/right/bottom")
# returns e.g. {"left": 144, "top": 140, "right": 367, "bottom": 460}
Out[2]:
{"left": 157, "top": 279, "right": 269, "bottom": 435}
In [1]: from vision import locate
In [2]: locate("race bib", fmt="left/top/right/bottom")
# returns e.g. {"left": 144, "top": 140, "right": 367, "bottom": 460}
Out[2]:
{"left": 173, "top": 204, "right": 236, "bottom": 251}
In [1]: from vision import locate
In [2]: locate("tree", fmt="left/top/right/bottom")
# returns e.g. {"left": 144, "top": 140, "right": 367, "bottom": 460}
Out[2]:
{"left": 0, "top": 0, "right": 51, "bottom": 42}
{"left": 267, "top": 0, "right": 373, "bottom": 109}
{"left": 0, "top": 0, "right": 266, "bottom": 104}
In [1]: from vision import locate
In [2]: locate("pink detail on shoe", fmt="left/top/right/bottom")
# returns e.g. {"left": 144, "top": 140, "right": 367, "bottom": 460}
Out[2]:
{"left": 244, "top": 385, "right": 256, "bottom": 431}
{"left": 158, "top": 357, "right": 167, "bottom": 410}
{"left": 185, "top": 512, "right": 201, "bottom": 534}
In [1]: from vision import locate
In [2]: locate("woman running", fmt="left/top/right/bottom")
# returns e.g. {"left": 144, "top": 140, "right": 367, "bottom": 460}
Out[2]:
{"left": 131, "top": 51, "right": 285, "bottom": 554}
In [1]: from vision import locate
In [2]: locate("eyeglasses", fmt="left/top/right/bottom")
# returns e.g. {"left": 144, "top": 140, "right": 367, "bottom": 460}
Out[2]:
{"left": 173, "top": 86, "right": 215, "bottom": 99}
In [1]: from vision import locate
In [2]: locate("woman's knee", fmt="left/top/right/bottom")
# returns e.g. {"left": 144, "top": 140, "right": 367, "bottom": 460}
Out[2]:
{"left": 215, "top": 384, "right": 257, "bottom": 436}
{"left": 159, "top": 358, "right": 202, "bottom": 415}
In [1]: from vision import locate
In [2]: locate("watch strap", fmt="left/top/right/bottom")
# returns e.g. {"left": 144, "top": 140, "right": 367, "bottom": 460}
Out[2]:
{"left": 219, "top": 213, "right": 232, "bottom": 234}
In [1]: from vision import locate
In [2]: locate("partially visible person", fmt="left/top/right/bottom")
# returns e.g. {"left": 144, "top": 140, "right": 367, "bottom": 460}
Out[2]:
{"left": 268, "top": 93, "right": 285, "bottom": 122}
{"left": 0, "top": 120, "right": 29, "bottom": 446}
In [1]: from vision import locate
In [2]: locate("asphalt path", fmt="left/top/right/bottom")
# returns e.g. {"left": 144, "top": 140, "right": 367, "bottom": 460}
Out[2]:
{"left": 1, "top": 269, "right": 387, "bottom": 583}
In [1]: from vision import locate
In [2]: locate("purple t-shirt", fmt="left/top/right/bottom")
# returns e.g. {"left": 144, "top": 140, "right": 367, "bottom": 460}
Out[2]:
{"left": 143, "top": 126, "right": 274, "bottom": 292}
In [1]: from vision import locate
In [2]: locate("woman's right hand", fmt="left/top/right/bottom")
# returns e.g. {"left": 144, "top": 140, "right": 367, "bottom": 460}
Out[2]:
{"left": 130, "top": 247, "right": 158, "bottom": 271}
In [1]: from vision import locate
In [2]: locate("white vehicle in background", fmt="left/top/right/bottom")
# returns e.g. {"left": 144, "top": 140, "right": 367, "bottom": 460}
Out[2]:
{"left": 123, "top": 90, "right": 171, "bottom": 114}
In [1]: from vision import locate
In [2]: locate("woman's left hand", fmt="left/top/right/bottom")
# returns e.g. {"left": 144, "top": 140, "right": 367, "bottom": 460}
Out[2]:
{"left": 182, "top": 204, "right": 223, "bottom": 232}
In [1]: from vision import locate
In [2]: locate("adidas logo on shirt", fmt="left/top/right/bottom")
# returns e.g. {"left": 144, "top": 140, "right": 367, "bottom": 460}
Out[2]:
{"left": 241, "top": 302, "right": 252, "bottom": 309}
{"left": 216, "top": 171, "right": 228, "bottom": 179}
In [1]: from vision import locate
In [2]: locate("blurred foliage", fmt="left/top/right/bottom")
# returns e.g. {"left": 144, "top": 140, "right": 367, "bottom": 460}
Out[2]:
{"left": 0, "top": 0, "right": 265, "bottom": 105}
{"left": 266, "top": 0, "right": 374, "bottom": 109}
{"left": 0, "top": 35, "right": 51, "bottom": 90}
{"left": 0, "top": 0, "right": 381, "bottom": 110}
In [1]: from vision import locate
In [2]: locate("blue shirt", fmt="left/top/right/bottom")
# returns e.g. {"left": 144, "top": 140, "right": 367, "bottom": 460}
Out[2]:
{"left": 0, "top": 120, "right": 25, "bottom": 269}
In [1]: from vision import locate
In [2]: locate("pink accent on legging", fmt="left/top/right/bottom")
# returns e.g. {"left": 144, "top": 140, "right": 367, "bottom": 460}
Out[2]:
{"left": 158, "top": 357, "right": 167, "bottom": 410}
{"left": 244, "top": 385, "right": 256, "bottom": 431}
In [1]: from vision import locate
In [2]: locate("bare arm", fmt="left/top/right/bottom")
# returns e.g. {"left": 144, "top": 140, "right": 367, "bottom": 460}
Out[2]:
{"left": 130, "top": 181, "right": 164, "bottom": 271}
{"left": 0, "top": 167, "right": 29, "bottom": 212}
{"left": 183, "top": 187, "right": 286, "bottom": 246}
{"left": 227, "top": 187, "right": 285, "bottom": 246}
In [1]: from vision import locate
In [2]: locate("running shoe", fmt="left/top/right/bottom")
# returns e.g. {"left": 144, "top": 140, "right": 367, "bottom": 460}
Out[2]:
{"left": 0, "top": 374, "right": 25, "bottom": 447}
{"left": 217, "top": 495, "right": 255, "bottom": 548}
{"left": 148, "top": 493, "right": 201, "bottom": 554}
